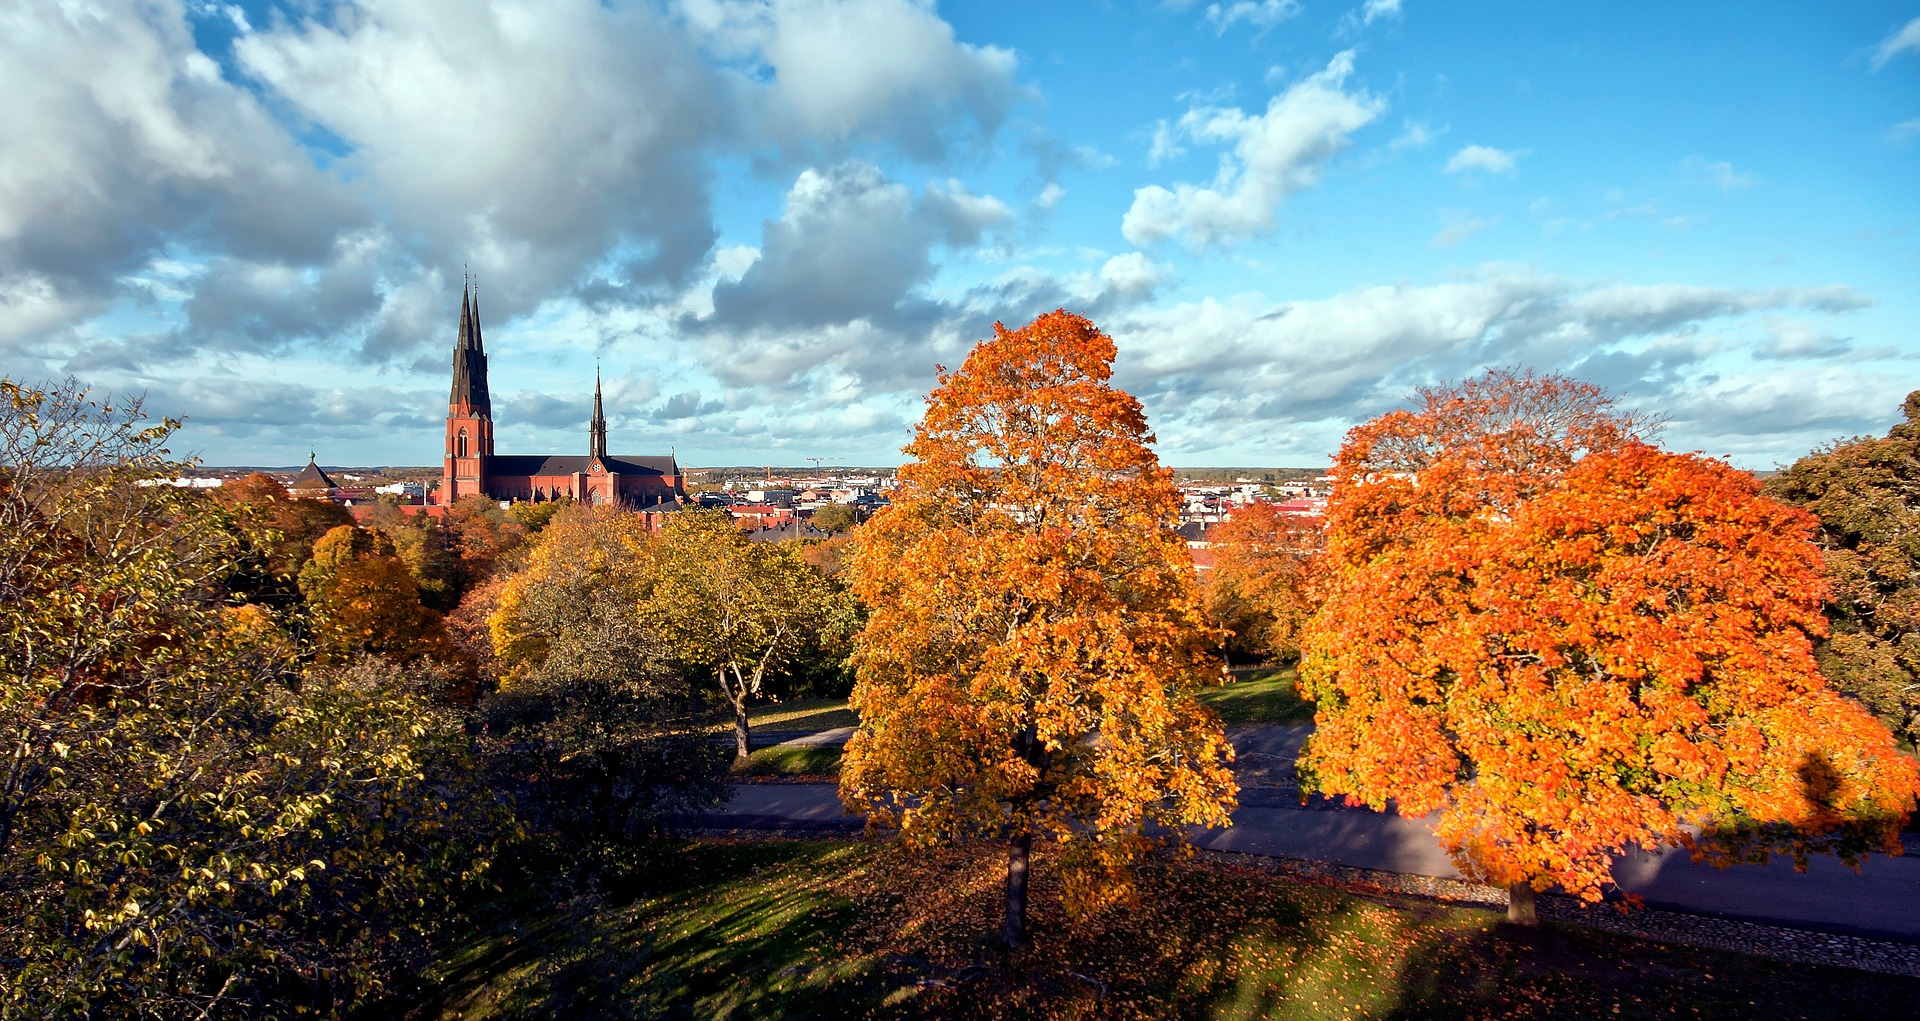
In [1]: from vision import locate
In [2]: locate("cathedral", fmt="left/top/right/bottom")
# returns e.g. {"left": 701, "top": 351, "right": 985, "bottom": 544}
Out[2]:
{"left": 439, "top": 281, "right": 687, "bottom": 514}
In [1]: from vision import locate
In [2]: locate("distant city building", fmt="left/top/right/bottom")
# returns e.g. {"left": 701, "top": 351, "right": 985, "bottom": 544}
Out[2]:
{"left": 289, "top": 454, "right": 341, "bottom": 500}
{"left": 438, "top": 280, "right": 686, "bottom": 517}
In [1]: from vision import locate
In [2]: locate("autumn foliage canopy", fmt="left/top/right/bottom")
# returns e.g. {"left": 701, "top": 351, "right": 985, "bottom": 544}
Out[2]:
{"left": 841, "top": 310, "right": 1235, "bottom": 941}
{"left": 1203, "top": 502, "right": 1325, "bottom": 662}
{"left": 1299, "top": 370, "right": 1919, "bottom": 909}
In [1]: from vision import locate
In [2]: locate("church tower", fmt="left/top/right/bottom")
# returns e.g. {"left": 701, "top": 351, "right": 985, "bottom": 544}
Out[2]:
{"left": 589, "top": 366, "right": 608, "bottom": 460}
{"left": 441, "top": 277, "right": 494, "bottom": 503}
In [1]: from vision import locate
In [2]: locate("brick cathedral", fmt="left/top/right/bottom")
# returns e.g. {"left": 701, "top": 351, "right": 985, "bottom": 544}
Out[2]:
{"left": 439, "top": 280, "right": 687, "bottom": 514}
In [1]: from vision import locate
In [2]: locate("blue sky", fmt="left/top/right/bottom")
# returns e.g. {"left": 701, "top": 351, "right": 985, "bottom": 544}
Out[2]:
{"left": 4, "top": 1, "right": 1916, "bottom": 468}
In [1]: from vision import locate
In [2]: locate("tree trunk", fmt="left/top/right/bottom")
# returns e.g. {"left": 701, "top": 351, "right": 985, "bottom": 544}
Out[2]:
{"left": 1003, "top": 828, "right": 1032, "bottom": 948}
{"left": 1507, "top": 881, "right": 1538, "bottom": 926}
{"left": 734, "top": 703, "right": 752, "bottom": 761}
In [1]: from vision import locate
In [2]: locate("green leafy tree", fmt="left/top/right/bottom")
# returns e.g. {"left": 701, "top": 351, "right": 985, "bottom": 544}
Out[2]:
{"left": 507, "top": 496, "right": 573, "bottom": 533}
{"left": 646, "top": 509, "right": 851, "bottom": 760}
{"left": 1765, "top": 392, "right": 1920, "bottom": 746}
{"left": 486, "top": 507, "right": 724, "bottom": 839}
{"left": 840, "top": 311, "right": 1236, "bottom": 946}
{"left": 811, "top": 502, "right": 858, "bottom": 534}
{"left": 0, "top": 378, "right": 503, "bottom": 1018}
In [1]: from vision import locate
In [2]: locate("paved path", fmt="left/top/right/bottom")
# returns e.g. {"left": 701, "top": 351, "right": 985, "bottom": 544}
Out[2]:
{"left": 703, "top": 723, "right": 1920, "bottom": 943}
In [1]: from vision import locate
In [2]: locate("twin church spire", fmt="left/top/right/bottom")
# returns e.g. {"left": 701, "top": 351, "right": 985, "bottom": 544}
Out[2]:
{"left": 448, "top": 271, "right": 611, "bottom": 460}
{"left": 449, "top": 274, "right": 492, "bottom": 418}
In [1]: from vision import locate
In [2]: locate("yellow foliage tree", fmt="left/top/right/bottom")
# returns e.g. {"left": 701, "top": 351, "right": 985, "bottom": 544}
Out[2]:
{"left": 298, "top": 525, "right": 455, "bottom": 665}
{"left": 840, "top": 310, "right": 1236, "bottom": 946}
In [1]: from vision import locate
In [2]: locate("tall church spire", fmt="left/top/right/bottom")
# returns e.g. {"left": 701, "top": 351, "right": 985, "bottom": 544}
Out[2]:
{"left": 449, "top": 274, "right": 492, "bottom": 418}
{"left": 590, "top": 365, "right": 608, "bottom": 459}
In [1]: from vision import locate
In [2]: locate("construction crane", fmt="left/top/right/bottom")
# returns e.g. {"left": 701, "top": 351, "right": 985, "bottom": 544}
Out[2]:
{"left": 805, "top": 456, "right": 844, "bottom": 472}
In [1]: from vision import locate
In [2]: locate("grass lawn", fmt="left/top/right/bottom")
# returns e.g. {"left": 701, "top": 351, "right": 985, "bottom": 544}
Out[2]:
{"left": 707, "top": 696, "right": 859, "bottom": 735}
{"left": 1196, "top": 667, "right": 1316, "bottom": 725}
{"left": 733, "top": 744, "right": 844, "bottom": 778}
{"left": 717, "top": 669, "right": 1313, "bottom": 743}
{"left": 413, "top": 838, "right": 1916, "bottom": 1020}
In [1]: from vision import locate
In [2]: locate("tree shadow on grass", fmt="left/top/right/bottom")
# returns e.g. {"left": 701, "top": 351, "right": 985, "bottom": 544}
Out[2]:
{"left": 1367, "top": 906, "right": 1920, "bottom": 1021}
{"left": 412, "top": 840, "right": 894, "bottom": 1021}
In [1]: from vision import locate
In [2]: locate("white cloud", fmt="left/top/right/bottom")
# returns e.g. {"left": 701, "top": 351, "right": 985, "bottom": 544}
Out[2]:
{"left": 1204, "top": 0, "right": 1302, "bottom": 34}
{"left": 1123, "top": 51, "right": 1385, "bottom": 249}
{"left": 1885, "top": 119, "right": 1920, "bottom": 146}
{"left": 1754, "top": 316, "right": 1851, "bottom": 361}
{"left": 1444, "top": 144, "right": 1519, "bottom": 175}
{"left": 1681, "top": 155, "right": 1756, "bottom": 190}
{"left": 1430, "top": 212, "right": 1499, "bottom": 248}
{"left": 689, "top": 162, "right": 1012, "bottom": 391}
{"left": 1389, "top": 120, "right": 1434, "bottom": 151}
{"left": 685, "top": 0, "right": 1025, "bottom": 160}
{"left": 1035, "top": 182, "right": 1067, "bottom": 211}
{"left": 1097, "top": 253, "right": 1175, "bottom": 303}
{"left": 1361, "top": 0, "right": 1402, "bottom": 25}
{"left": 0, "top": 0, "right": 360, "bottom": 351}
{"left": 237, "top": 0, "right": 726, "bottom": 318}
{"left": 1147, "top": 119, "right": 1186, "bottom": 166}
{"left": 1096, "top": 268, "right": 1884, "bottom": 463}
{"left": 1870, "top": 16, "right": 1920, "bottom": 70}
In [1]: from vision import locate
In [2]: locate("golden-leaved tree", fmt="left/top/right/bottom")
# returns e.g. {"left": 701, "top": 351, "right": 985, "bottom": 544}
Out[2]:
{"left": 840, "top": 310, "right": 1236, "bottom": 947}
{"left": 1300, "top": 369, "right": 1919, "bottom": 924}
{"left": 1203, "top": 503, "right": 1325, "bottom": 663}
{"left": 298, "top": 525, "right": 458, "bottom": 666}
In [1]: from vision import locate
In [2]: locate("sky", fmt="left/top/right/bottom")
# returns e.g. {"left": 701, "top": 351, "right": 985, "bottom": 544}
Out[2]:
{"left": 4, "top": 1, "right": 1918, "bottom": 469}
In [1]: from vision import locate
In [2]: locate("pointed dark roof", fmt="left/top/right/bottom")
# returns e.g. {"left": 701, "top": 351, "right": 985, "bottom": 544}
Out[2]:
{"left": 290, "top": 454, "right": 339, "bottom": 492}
{"left": 449, "top": 278, "right": 492, "bottom": 416}
{"left": 590, "top": 366, "right": 608, "bottom": 459}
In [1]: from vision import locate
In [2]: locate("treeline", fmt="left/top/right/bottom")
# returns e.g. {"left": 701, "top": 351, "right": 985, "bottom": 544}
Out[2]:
{"left": 6, "top": 342, "right": 1920, "bottom": 1013}
{"left": 0, "top": 379, "right": 855, "bottom": 1018}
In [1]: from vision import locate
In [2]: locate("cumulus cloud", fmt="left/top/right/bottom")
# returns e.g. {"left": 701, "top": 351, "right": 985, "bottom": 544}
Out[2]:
{"left": 1123, "top": 52, "right": 1385, "bottom": 249}
{"left": 686, "top": 162, "right": 1011, "bottom": 394}
{"left": 1204, "top": 0, "right": 1302, "bottom": 34}
{"left": 1870, "top": 16, "right": 1920, "bottom": 70}
{"left": 1089, "top": 268, "right": 1880, "bottom": 461}
{"left": 1362, "top": 0, "right": 1403, "bottom": 24}
{"left": 682, "top": 0, "right": 1025, "bottom": 161}
{"left": 0, "top": 1, "right": 362, "bottom": 353}
{"left": 237, "top": 0, "right": 726, "bottom": 321}
{"left": 1681, "top": 155, "right": 1756, "bottom": 190}
{"left": 1444, "top": 144, "right": 1519, "bottom": 175}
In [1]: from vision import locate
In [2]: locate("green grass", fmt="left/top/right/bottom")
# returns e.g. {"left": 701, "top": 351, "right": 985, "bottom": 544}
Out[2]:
{"left": 703, "top": 697, "right": 859, "bottom": 737}
{"left": 733, "top": 744, "right": 844, "bottom": 777}
{"left": 716, "top": 674, "right": 1315, "bottom": 739}
{"left": 1197, "top": 666, "right": 1316, "bottom": 725}
{"left": 412, "top": 838, "right": 1919, "bottom": 1021}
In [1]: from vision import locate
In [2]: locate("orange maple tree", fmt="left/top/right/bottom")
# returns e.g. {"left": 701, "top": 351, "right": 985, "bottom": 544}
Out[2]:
{"left": 1300, "top": 369, "right": 1920, "bottom": 924}
{"left": 840, "top": 310, "right": 1236, "bottom": 946}
{"left": 1203, "top": 503, "right": 1325, "bottom": 662}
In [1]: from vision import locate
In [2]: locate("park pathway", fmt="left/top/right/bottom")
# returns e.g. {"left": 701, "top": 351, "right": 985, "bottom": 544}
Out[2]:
{"left": 703, "top": 724, "right": 1920, "bottom": 944}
